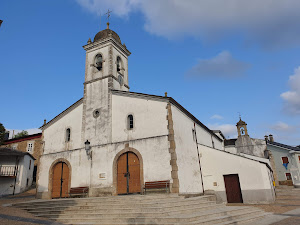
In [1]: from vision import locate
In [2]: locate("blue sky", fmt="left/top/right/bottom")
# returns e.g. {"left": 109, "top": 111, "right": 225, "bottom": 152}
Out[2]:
{"left": 0, "top": 0, "right": 299, "bottom": 145}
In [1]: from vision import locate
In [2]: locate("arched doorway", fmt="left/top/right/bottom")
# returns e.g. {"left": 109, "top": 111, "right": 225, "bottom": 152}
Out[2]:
{"left": 117, "top": 152, "right": 141, "bottom": 194}
{"left": 52, "top": 162, "right": 69, "bottom": 198}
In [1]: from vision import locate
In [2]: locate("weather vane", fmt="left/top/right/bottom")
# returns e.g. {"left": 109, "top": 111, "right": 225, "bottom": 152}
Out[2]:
{"left": 238, "top": 112, "right": 241, "bottom": 120}
{"left": 105, "top": 9, "right": 112, "bottom": 22}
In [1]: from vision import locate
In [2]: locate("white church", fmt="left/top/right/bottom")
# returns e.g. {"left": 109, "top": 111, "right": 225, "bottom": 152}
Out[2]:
{"left": 37, "top": 22, "right": 275, "bottom": 204}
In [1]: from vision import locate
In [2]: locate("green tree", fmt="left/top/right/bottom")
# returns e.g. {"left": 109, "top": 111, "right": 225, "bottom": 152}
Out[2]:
{"left": 0, "top": 123, "right": 5, "bottom": 145}
{"left": 14, "top": 130, "right": 28, "bottom": 139}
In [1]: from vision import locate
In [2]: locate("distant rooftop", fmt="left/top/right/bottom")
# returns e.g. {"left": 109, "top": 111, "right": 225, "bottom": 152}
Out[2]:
{"left": 267, "top": 141, "right": 300, "bottom": 151}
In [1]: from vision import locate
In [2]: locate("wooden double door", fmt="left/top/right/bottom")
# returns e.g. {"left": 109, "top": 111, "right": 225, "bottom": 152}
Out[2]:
{"left": 52, "top": 162, "right": 69, "bottom": 198}
{"left": 223, "top": 174, "right": 243, "bottom": 203}
{"left": 117, "top": 152, "right": 141, "bottom": 194}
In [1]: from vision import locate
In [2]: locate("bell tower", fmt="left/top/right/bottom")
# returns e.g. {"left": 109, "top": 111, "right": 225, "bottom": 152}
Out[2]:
{"left": 236, "top": 117, "right": 248, "bottom": 136}
{"left": 81, "top": 22, "right": 131, "bottom": 146}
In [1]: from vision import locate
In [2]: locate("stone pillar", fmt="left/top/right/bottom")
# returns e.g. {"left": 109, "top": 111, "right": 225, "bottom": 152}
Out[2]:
{"left": 268, "top": 150, "right": 279, "bottom": 186}
{"left": 166, "top": 103, "right": 179, "bottom": 193}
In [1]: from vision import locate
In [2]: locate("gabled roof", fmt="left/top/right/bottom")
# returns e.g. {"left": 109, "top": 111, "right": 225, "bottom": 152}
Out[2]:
{"left": 40, "top": 98, "right": 83, "bottom": 130}
{"left": 112, "top": 90, "right": 223, "bottom": 142}
{"left": 4, "top": 133, "right": 42, "bottom": 144}
{"left": 0, "top": 148, "right": 35, "bottom": 160}
{"left": 224, "top": 138, "right": 237, "bottom": 146}
{"left": 212, "top": 130, "right": 226, "bottom": 140}
{"left": 267, "top": 141, "right": 300, "bottom": 152}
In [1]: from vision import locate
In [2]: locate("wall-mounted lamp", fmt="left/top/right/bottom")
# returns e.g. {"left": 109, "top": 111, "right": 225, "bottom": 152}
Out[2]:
{"left": 85, "top": 140, "right": 92, "bottom": 159}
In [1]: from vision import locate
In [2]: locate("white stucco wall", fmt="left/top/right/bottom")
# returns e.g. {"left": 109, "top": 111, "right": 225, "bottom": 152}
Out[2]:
{"left": 90, "top": 136, "right": 171, "bottom": 189}
{"left": 200, "top": 145, "right": 275, "bottom": 203}
{"left": 43, "top": 103, "right": 83, "bottom": 154}
{"left": 37, "top": 149, "right": 90, "bottom": 194}
{"left": 171, "top": 104, "right": 224, "bottom": 194}
{"left": 38, "top": 136, "right": 171, "bottom": 196}
{"left": 225, "top": 146, "right": 238, "bottom": 154}
{"left": 111, "top": 94, "right": 169, "bottom": 142}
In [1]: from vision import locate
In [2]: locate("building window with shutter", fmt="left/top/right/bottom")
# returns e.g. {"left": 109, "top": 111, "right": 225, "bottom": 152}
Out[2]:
{"left": 282, "top": 157, "right": 289, "bottom": 164}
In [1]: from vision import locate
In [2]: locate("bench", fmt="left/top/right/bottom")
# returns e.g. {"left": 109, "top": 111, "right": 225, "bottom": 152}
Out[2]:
{"left": 69, "top": 186, "right": 89, "bottom": 198}
{"left": 144, "top": 180, "right": 170, "bottom": 194}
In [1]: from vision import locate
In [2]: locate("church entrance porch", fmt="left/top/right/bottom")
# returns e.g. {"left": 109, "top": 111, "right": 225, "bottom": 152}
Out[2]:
{"left": 117, "top": 152, "right": 141, "bottom": 194}
{"left": 52, "top": 162, "right": 70, "bottom": 198}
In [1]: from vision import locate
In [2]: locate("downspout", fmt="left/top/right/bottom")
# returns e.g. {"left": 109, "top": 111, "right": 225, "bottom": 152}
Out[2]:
{"left": 12, "top": 156, "right": 19, "bottom": 195}
{"left": 194, "top": 123, "right": 205, "bottom": 193}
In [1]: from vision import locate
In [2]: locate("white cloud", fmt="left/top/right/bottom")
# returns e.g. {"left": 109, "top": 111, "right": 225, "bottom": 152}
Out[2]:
{"left": 271, "top": 122, "right": 296, "bottom": 132}
{"left": 210, "top": 114, "right": 223, "bottom": 120}
{"left": 208, "top": 123, "right": 237, "bottom": 139}
{"left": 186, "top": 51, "right": 249, "bottom": 78}
{"left": 76, "top": 0, "right": 300, "bottom": 49}
{"left": 281, "top": 67, "right": 300, "bottom": 115}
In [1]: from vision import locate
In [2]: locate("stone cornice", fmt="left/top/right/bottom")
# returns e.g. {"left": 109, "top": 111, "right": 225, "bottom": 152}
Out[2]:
{"left": 84, "top": 75, "right": 130, "bottom": 89}
{"left": 83, "top": 38, "right": 131, "bottom": 56}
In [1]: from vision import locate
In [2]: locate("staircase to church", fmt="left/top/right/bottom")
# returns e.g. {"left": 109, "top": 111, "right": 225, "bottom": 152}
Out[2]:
{"left": 11, "top": 194, "right": 273, "bottom": 225}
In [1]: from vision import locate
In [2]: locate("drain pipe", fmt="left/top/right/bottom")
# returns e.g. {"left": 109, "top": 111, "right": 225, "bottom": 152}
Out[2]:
{"left": 194, "top": 123, "right": 205, "bottom": 193}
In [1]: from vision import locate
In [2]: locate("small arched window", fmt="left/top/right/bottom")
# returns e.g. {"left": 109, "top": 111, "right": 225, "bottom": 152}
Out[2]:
{"left": 117, "top": 56, "right": 121, "bottom": 72}
{"left": 127, "top": 115, "right": 134, "bottom": 130}
{"left": 95, "top": 54, "right": 103, "bottom": 70}
{"left": 66, "top": 128, "right": 71, "bottom": 142}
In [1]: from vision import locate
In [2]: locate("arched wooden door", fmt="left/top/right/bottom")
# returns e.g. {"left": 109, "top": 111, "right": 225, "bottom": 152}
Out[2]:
{"left": 117, "top": 152, "right": 141, "bottom": 194}
{"left": 52, "top": 162, "right": 69, "bottom": 198}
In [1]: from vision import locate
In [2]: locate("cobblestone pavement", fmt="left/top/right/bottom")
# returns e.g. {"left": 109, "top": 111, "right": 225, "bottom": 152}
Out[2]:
{"left": 228, "top": 185, "right": 300, "bottom": 224}
{"left": 0, "top": 187, "right": 61, "bottom": 225}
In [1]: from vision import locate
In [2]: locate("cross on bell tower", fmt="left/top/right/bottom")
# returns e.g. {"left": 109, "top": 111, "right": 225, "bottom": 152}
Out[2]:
{"left": 105, "top": 9, "right": 112, "bottom": 29}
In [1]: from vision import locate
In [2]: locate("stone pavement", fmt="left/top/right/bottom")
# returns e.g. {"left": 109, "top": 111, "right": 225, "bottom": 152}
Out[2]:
{"left": 0, "top": 187, "right": 61, "bottom": 225}
{"left": 1, "top": 185, "right": 299, "bottom": 224}
{"left": 228, "top": 185, "right": 300, "bottom": 224}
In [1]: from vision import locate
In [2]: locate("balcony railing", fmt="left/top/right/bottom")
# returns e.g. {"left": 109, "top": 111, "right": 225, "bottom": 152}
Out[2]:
{"left": 0, "top": 165, "right": 17, "bottom": 177}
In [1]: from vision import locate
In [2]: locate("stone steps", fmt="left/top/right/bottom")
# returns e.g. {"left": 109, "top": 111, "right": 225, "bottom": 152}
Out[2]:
{"left": 217, "top": 212, "right": 273, "bottom": 225}
{"left": 55, "top": 209, "right": 264, "bottom": 224}
{"left": 14, "top": 195, "right": 207, "bottom": 208}
{"left": 11, "top": 194, "right": 272, "bottom": 225}
{"left": 28, "top": 201, "right": 217, "bottom": 215}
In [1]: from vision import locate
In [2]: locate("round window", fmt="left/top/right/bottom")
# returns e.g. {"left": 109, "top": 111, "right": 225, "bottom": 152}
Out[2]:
{"left": 93, "top": 109, "right": 100, "bottom": 118}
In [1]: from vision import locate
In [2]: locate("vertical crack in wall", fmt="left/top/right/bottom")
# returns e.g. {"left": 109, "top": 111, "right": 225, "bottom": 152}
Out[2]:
{"left": 166, "top": 103, "right": 179, "bottom": 193}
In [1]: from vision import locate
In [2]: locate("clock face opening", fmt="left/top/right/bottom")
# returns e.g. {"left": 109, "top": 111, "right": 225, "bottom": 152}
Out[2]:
{"left": 118, "top": 74, "right": 124, "bottom": 86}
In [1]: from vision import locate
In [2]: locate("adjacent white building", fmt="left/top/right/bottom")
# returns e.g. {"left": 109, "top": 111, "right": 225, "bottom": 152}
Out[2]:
{"left": 37, "top": 22, "right": 275, "bottom": 204}
{"left": 0, "top": 148, "right": 35, "bottom": 196}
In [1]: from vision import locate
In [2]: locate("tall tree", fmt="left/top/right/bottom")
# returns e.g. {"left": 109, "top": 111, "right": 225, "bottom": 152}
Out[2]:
{"left": 0, "top": 123, "right": 6, "bottom": 145}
